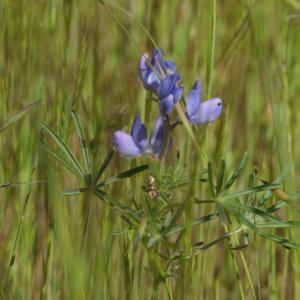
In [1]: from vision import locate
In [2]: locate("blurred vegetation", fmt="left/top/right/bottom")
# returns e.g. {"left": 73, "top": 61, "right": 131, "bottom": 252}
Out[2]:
{"left": 0, "top": 0, "right": 300, "bottom": 299}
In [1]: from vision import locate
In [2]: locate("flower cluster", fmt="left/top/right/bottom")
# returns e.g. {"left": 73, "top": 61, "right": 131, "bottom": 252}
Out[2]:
{"left": 113, "top": 48, "right": 224, "bottom": 159}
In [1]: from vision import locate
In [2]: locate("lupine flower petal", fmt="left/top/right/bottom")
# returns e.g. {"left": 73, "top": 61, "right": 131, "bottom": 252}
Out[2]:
{"left": 149, "top": 116, "right": 165, "bottom": 156}
{"left": 113, "top": 131, "right": 143, "bottom": 158}
{"left": 173, "top": 85, "right": 183, "bottom": 103}
{"left": 160, "top": 96, "right": 175, "bottom": 115}
{"left": 187, "top": 80, "right": 201, "bottom": 121}
{"left": 139, "top": 53, "right": 161, "bottom": 90}
{"left": 146, "top": 72, "right": 161, "bottom": 90}
{"left": 151, "top": 48, "right": 164, "bottom": 66}
{"left": 164, "top": 60, "right": 176, "bottom": 75}
{"left": 131, "top": 115, "right": 147, "bottom": 151}
{"left": 139, "top": 54, "right": 148, "bottom": 82}
{"left": 156, "top": 74, "right": 180, "bottom": 100}
{"left": 193, "top": 98, "right": 223, "bottom": 124}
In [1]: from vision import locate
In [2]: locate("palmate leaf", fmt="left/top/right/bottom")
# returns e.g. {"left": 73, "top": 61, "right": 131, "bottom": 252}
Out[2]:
{"left": 41, "top": 122, "right": 85, "bottom": 179}
{"left": 94, "top": 189, "right": 140, "bottom": 223}
{"left": 39, "top": 143, "right": 84, "bottom": 180}
{"left": 0, "top": 100, "right": 40, "bottom": 132}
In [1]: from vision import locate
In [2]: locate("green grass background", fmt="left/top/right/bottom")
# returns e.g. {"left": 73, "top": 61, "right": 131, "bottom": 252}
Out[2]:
{"left": 0, "top": 0, "right": 300, "bottom": 299}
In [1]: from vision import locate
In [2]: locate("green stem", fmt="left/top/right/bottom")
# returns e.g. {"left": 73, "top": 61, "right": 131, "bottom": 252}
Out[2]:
{"left": 225, "top": 225, "right": 245, "bottom": 300}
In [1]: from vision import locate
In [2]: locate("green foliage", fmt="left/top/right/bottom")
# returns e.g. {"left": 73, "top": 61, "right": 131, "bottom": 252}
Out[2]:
{"left": 1, "top": 1, "right": 300, "bottom": 299}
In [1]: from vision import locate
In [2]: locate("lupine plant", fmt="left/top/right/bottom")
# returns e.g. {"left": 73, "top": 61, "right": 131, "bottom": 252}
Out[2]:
{"left": 39, "top": 48, "right": 300, "bottom": 299}
{"left": 2, "top": 1, "right": 300, "bottom": 299}
{"left": 114, "top": 48, "right": 224, "bottom": 159}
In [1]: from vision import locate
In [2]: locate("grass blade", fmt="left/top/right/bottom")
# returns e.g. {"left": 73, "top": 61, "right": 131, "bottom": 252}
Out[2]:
{"left": 0, "top": 100, "right": 40, "bottom": 132}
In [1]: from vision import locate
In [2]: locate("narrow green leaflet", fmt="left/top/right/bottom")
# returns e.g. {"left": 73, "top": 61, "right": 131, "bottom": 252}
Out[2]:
{"left": 222, "top": 152, "right": 248, "bottom": 191}
{"left": 63, "top": 187, "right": 91, "bottom": 196}
{"left": 39, "top": 143, "right": 83, "bottom": 180}
{"left": 257, "top": 165, "right": 292, "bottom": 207}
{"left": 228, "top": 202, "right": 282, "bottom": 223}
{"left": 290, "top": 190, "right": 300, "bottom": 201}
{"left": 216, "top": 159, "right": 226, "bottom": 195}
{"left": 194, "top": 228, "right": 242, "bottom": 251}
{"left": 255, "top": 221, "right": 300, "bottom": 229}
{"left": 256, "top": 231, "right": 300, "bottom": 250}
{"left": 97, "top": 164, "right": 148, "bottom": 187}
{"left": 95, "top": 148, "right": 115, "bottom": 183}
{"left": 208, "top": 162, "right": 216, "bottom": 198}
{"left": 161, "top": 204, "right": 185, "bottom": 235}
{"left": 42, "top": 122, "right": 85, "bottom": 178}
{"left": 71, "top": 111, "right": 92, "bottom": 176}
{"left": 266, "top": 200, "right": 287, "bottom": 213}
{"left": 164, "top": 212, "right": 218, "bottom": 237}
{"left": 221, "top": 183, "right": 281, "bottom": 200}
{"left": 95, "top": 189, "right": 140, "bottom": 223}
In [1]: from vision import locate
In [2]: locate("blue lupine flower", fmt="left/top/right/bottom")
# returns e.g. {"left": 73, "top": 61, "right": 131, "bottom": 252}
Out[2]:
{"left": 113, "top": 115, "right": 166, "bottom": 159}
{"left": 139, "top": 48, "right": 176, "bottom": 91}
{"left": 156, "top": 74, "right": 183, "bottom": 115}
{"left": 186, "top": 80, "right": 223, "bottom": 125}
{"left": 139, "top": 48, "right": 183, "bottom": 115}
{"left": 149, "top": 116, "right": 165, "bottom": 156}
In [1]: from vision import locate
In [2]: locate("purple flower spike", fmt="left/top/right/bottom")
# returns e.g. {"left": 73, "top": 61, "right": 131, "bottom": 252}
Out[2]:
{"left": 186, "top": 80, "right": 223, "bottom": 125}
{"left": 139, "top": 48, "right": 183, "bottom": 115}
{"left": 138, "top": 48, "right": 178, "bottom": 92}
{"left": 139, "top": 53, "right": 161, "bottom": 91}
{"left": 157, "top": 74, "right": 183, "bottom": 115}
